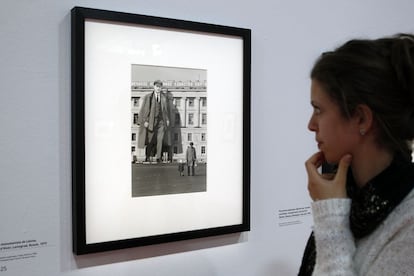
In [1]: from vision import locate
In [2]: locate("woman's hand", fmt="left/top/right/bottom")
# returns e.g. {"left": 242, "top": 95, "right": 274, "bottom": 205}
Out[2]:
{"left": 305, "top": 152, "right": 352, "bottom": 201}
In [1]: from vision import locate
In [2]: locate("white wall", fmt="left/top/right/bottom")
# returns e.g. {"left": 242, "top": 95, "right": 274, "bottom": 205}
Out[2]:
{"left": 1, "top": 0, "right": 413, "bottom": 275}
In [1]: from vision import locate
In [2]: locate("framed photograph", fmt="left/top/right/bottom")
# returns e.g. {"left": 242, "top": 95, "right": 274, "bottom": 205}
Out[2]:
{"left": 71, "top": 6, "right": 251, "bottom": 255}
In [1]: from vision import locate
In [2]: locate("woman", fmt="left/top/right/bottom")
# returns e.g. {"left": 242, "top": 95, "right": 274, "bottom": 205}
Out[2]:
{"left": 299, "top": 34, "right": 414, "bottom": 275}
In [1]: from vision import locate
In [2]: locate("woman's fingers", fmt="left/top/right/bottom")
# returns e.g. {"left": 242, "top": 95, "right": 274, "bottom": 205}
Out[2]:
{"left": 305, "top": 152, "right": 325, "bottom": 200}
{"left": 305, "top": 152, "right": 352, "bottom": 201}
{"left": 305, "top": 152, "right": 324, "bottom": 176}
{"left": 333, "top": 154, "right": 352, "bottom": 186}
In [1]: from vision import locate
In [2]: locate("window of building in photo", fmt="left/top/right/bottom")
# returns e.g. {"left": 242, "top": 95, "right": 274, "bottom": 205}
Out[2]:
{"left": 133, "top": 113, "right": 138, "bottom": 124}
{"left": 132, "top": 133, "right": 136, "bottom": 141}
{"left": 202, "top": 97, "right": 207, "bottom": 107}
{"left": 174, "top": 132, "right": 178, "bottom": 141}
{"left": 188, "top": 113, "right": 194, "bottom": 125}
{"left": 173, "top": 146, "right": 178, "bottom": 154}
{"left": 175, "top": 113, "right": 180, "bottom": 125}
{"left": 188, "top": 98, "right": 194, "bottom": 107}
{"left": 202, "top": 113, "right": 207, "bottom": 125}
{"left": 174, "top": 98, "right": 181, "bottom": 107}
{"left": 201, "top": 146, "right": 206, "bottom": 154}
{"left": 132, "top": 97, "right": 139, "bottom": 107}
{"left": 201, "top": 133, "right": 206, "bottom": 141}
{"left": 188, "top": 133, "right": 192, "bottom": 141}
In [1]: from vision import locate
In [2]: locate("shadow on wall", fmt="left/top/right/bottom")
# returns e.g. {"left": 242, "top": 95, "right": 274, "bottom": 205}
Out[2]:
{"left": 260, "top": 259, "right": 299, "bottom": 276}
{"left": 72, "top": 233, "right": 246, "bottom": 270}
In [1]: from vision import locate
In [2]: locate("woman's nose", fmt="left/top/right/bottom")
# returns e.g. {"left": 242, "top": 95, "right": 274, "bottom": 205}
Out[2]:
{"left": 308, "top": 116, "right": 317, "bottom": 132}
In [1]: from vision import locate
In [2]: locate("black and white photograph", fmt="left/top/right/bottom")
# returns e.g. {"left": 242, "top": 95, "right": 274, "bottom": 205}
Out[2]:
{"left": 71, "top": 6, "right": 250, "bottom": 254}
{"left": 131, "top": 65, "right": 207, "bottom": 197}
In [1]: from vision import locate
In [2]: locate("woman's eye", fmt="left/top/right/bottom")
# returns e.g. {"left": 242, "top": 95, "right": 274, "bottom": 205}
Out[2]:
{"left": 313, "top": 107, "right": 321, "bottom": 114}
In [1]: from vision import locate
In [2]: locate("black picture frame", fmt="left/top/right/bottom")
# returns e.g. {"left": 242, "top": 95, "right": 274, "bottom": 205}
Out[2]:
{"left": 72, "top": 6, "right": 251, "bottom": 255}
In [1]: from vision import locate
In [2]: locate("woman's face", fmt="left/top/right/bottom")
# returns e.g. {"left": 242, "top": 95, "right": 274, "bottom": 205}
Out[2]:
{"left": 307, "top": 79, "right": 359, "bottom": 163}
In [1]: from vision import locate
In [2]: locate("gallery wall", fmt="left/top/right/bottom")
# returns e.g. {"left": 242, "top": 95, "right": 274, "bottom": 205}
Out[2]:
{"left": 1, "top": 0, "right": 414, "bottom": 275}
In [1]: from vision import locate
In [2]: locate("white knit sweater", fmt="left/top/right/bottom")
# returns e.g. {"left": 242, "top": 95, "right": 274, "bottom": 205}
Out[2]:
{"left": 311, "top": 189, "right": 414, "bottom": 275}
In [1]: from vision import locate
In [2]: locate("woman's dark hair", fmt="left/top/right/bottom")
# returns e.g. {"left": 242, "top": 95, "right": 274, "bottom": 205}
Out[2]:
{"left": 311, "top": 33, "right": 414, "bottom": 159}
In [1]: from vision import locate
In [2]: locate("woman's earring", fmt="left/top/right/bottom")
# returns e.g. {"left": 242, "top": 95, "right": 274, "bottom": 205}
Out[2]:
{"left": 360, "top": 129, "right": 366, "bottom": 136}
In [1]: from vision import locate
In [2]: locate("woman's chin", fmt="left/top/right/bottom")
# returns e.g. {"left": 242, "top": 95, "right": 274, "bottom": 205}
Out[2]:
{"left": 323, "top": 153, "right": 339, "bottom": 164}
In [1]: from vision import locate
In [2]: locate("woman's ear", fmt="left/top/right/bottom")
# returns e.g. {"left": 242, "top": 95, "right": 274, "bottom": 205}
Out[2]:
{"left": 355, "top": 104, "right": 373, "bottom": 134}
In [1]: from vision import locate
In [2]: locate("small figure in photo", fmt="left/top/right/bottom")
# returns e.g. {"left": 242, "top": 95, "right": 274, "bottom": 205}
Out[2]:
{"left": 178, "top": 159, "right": 185, "bottom": 176}
{"left": 186, "top": 142, "right": 197, "bottom": 176}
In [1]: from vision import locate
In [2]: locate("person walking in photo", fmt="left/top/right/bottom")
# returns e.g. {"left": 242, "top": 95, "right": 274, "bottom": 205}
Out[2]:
{"left": 298, "top": 33, "right": 414, "bottom": 275}
{"left": 186, "top": 142, "right": 197, "bottom": 176}
{"left": 137, "top": 80, "right": 171, "bottom": 163}
{"left": 178, "top": 159, "right": 185, "bottom": 176}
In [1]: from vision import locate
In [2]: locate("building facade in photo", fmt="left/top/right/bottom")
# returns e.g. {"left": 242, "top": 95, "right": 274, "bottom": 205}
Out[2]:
{"left": 131, "top": 80, "right": 207, "bottom": 163}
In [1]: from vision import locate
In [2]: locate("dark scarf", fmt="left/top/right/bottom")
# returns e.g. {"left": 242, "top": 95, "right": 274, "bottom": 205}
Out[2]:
{"left": 298, "top": 154, "right": 414, "bottom": 276}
